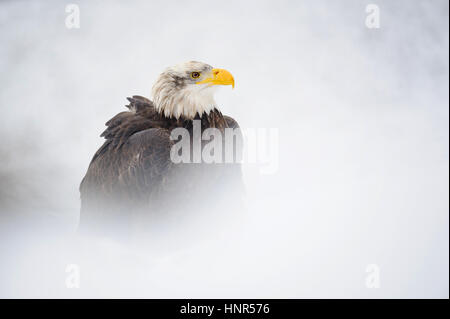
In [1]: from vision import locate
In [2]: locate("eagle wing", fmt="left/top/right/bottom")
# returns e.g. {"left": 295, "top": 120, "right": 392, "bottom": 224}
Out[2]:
{"left": 79, "top": 97, "right": 175, "bottom": 230}
{"left": 116, "top": 127, "right": 174, "bottom": 198}
{"left": 223, "top": 115, "right": 240, "bottom": 130}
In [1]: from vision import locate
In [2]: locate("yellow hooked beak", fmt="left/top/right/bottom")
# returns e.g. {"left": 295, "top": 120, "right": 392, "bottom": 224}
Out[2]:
{"left": 196, "top": 68, "right": 235, "bottom": 89}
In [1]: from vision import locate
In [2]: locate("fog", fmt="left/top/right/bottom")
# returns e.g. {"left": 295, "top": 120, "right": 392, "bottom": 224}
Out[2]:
{"left": 0, "top": 0, "right": 448, "bottom": 298}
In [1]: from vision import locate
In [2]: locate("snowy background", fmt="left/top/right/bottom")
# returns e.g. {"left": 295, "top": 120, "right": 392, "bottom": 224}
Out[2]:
{"left": 0, "top": 0, "right": 448, "bottom": 298}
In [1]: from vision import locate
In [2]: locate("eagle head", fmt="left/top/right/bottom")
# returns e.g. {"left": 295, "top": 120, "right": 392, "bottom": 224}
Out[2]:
{"left": 151, "top": 61, "right": 235, "bottom": 119}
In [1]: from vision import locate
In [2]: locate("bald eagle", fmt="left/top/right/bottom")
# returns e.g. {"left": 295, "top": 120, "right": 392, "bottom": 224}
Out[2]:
{"left": 79, "top": 61, "right": 243, "bottom": 236}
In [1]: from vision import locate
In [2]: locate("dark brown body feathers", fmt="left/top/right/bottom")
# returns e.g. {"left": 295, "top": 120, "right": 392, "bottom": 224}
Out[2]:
{"left": 79, "top": 96, "right": 242, "bottom": 235}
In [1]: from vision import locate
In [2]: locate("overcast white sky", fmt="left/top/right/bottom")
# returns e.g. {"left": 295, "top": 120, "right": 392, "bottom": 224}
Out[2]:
{"left": 0, "top": 0, "right": 448, "bottom": 298}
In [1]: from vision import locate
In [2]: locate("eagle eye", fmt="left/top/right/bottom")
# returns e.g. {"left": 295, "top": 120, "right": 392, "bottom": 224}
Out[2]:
{"left": 191, "top": 72, "right": 201, "bottom": 79}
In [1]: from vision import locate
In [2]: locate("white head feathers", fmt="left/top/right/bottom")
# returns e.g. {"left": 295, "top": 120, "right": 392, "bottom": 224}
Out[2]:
{"left": 151, "top": 61, "right": 220, "bottom": 119}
